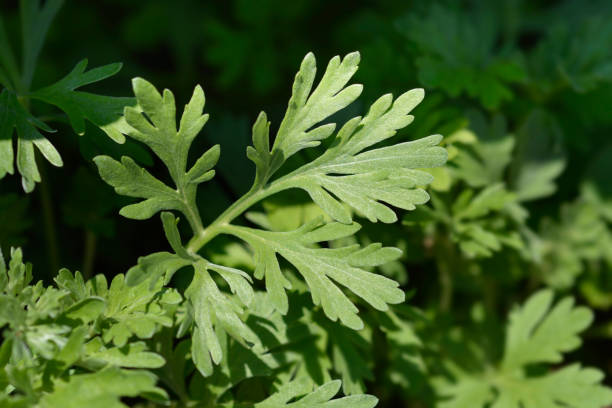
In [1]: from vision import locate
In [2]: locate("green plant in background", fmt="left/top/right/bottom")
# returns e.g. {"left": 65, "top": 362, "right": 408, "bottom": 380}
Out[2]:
{"left": 434, "top": 290, "right": 612, "bottom": 408}
{"left": 397, "top": 4, "right": 526, "bottom": 110}
{"left": 0, "top": 0, "right": 132, "bottom": 192}
{"left": 2, "top": 0, "right": 612, "bottom": 407}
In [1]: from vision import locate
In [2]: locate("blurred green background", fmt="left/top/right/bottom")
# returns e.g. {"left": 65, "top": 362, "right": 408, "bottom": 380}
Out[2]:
{"left": 1, "top": 0, "right": 612, "bottom": 404}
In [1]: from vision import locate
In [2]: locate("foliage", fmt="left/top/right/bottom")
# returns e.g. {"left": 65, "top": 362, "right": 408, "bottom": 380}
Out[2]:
{"left": 0, "top": 247, "right": 170, "bottom": 407}
{"left": 434, "top": 290, "right": 612, "bottom": 408}
{"left": 0, "top": 0, "right": 133, "bottom": 192}
{"left": 1, "top": 1, "right": 612, "bottom": 407}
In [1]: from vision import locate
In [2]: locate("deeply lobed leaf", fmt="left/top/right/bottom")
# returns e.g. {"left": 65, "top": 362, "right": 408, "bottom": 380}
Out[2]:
{"left": 222, "top": 218, "right": 404, "bottom": 330}
{"left": 435, "top": 290, "right": 612, "bottom": 408}
{"left": 94, "top": 79, "right": 219, "bottom": 229}
{"left": 31, "top": 60, "right": 135, "bottom": 143}
{"left": 0, "top": 89, "right": 61, "bottom": 192}
{"left": 267, "top": 88, "right": 447, "bottom": 224}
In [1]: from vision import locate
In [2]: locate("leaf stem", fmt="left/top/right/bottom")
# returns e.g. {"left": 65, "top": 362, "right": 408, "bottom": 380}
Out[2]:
{"left": 37, "top": 158, "right": 60, "bottom": 277}
{"left": 185, "top": 178, "right": 292, "bottom": 254}
{"left": 176, "top": 177, "right": 205, "bottom": 241}
{"left": 181, "top": 196, "right": 205, "bottom": 239}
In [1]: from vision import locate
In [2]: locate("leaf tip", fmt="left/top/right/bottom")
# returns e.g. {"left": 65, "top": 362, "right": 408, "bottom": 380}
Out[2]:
{"left": 344, "top": 51, "right": 361, "bottom": 65}
{"left": 302, "top": 52, "right": 316, "bottom": 67}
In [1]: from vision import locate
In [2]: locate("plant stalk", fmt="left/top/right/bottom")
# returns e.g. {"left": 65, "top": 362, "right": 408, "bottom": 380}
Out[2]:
{"left": 38, "top": 159, "right": 60, "bottom": 276}
{"left": 185, "top": 177, "right": 293, "bottom": 254}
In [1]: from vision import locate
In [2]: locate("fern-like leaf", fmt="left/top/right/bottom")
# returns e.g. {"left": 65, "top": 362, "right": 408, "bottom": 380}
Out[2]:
{"left": 0, "top": 90, "right": 61, "bottom": 192}
{"left": 222, "top": 218, "right": 404, "bottom": 329}
{"left": 435, "top": 290, "right": 612, "bottom": 408}
{"left": 95, "top": 79, "right": 218, "bottom": 231}
{"left": 31, "top": 60, "right": 135, "bottom": 143}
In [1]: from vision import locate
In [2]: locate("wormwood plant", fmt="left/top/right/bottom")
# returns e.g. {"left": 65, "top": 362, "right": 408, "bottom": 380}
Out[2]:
{"left": 91, "top": 50, "right": 447, "bottom": 398}
{"left": 2, "top": 2, "right": 612, "bottom": 408}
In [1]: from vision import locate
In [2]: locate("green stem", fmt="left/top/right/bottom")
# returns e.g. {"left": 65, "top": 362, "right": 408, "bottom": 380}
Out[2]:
{"left": 185, "top": 178, "right": 292, "bottom": 254}
{"left": 182, "top": 197, "right": 205, "bottom": 239}
{"left": 38, "top": 159, "right": 60, "bottom": 276}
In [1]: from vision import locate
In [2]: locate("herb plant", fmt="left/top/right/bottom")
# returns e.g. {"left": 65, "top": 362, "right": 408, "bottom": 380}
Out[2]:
{"left": 2, "top": 1, "right": 612, "bottom": 407}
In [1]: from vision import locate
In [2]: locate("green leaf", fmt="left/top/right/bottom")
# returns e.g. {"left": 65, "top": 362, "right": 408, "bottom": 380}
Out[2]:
{"left": 245, "top": 378, "right": 378, "bottom": 408}
{"left": 186, "top": 143, "right": 220, "bottom": 184}
{"left": 125, "top": 251, "right": 191, "bottom": 287}
{"left": 62, "top": 297, "right": 105, "bottom": 324}
{"left": 222, "top": 218, "right": 404, "bottom": 330}
{"left": 269, "top": 89, "right": 446, "bottom": 224}
{"left": 93, "top": 155, "right": 184, "bottom": 219}
{"left": 246, "top": 52, "right": 364, "bottom": 185}
{"left": 246, "top": 111, "right": 280, "bottom": 187}
{"left": 451, "top": 111, "right": 514, "bottom": 187}
{"left": 0, "top": 16, "right": 20, "bottom": 91}
{"left": 502, "top": 290, "right": 593, "bottom": 370}
{"left": 325, "top": 320, "right": 373, "bottom": 395}
{"left": 54, "top": 268, "right": 88, "bottom": 300}
{"left": 510, "top": 110, "right": 566, "bottom": 202}
{"left": 0, "top": 89, "right": 61, "bottom": 192}
{"left": 161, "top": 211, "right": 193, "bottom": 259}
{"left": 5, "top": 247, "right": 33, "bottom": 297}
{"left": 377, "top": 307, "right": 426, "bottom": 393}
{"left": 94, "top": 80, "right": 218, "bottom": 231}
{"left": 537, "top": 189, "right": 612, "bottom": 289}
{"left": 0, "top": 295, "right": 24, "bottom": 328}
{"left": 202, "top": 292, "right": 317, "bottom": 397}
{"left": 454, "top": 184, "right": 515, "bottom": 221}
{"left": 53, "top": 326, "right": 87, "bottom": 369}
{"left": 273, "top": 52, "right": 362, "bottom": 164}
{"left": 31, "top": 59, "right": 135, "bottom": 143}
{"left": 427, "top": 183, "right": 523, "bottom": 259}
{"left": 530, "top": 14, "right": 612, "bottom": 93}
{"left": 186, "top": 259, "right": 257, "bottom": 377}
{"left": 439, "top": 363, "right": 612, "bottom": 408}
{"left": 124, "top": 78, "right": 210, "bottom": 181}
{"left": 38, "top": 367, "right": 167, "bottom": 408}
{"left": 85, "top": 340, "right": 165, "bottom": 369}
{"left": 20, "top": 0, "right": 64, "bottom": 89}
{"left": 435, "top": 290, "right": 612, "bottom": 408}
{"left": 398, "top": 4, "right": 526, "bottom": 109}
{"left": 94, "top": 274, "right": 176, "bottom": 347}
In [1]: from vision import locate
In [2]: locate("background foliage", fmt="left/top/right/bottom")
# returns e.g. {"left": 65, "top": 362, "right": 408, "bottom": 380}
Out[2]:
{"left": 1, "top": 0, "right": 612, "bottom": 407}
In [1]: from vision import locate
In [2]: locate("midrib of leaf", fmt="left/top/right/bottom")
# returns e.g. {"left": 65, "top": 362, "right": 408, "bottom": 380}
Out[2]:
{"left": 155, "top": 118, "right": 204, "bottom": 235}
{"left": 223, "top": 223, "right": 370, "bottom": 285}
{"left": 183, "top": 168, "right": 315, "bottom": 254}
{"left": 176, "top": 175, "right": 204, "bottom": 236}
{"left": 185, "top": 184, "right": 271, "bottom": 253}
{"left": 185, "top": 157, "right": 431, "bottom": 256}
{"left": 111, "top": 294, "right": 150, "bottom": 317}
{"left": 183, "top": 151, "right": 396, "bottom": 253}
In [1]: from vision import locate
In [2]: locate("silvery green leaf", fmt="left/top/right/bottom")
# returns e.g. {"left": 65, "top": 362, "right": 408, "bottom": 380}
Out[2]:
{"left": 222, "top": 218, "right": 403, "bottom": 330}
